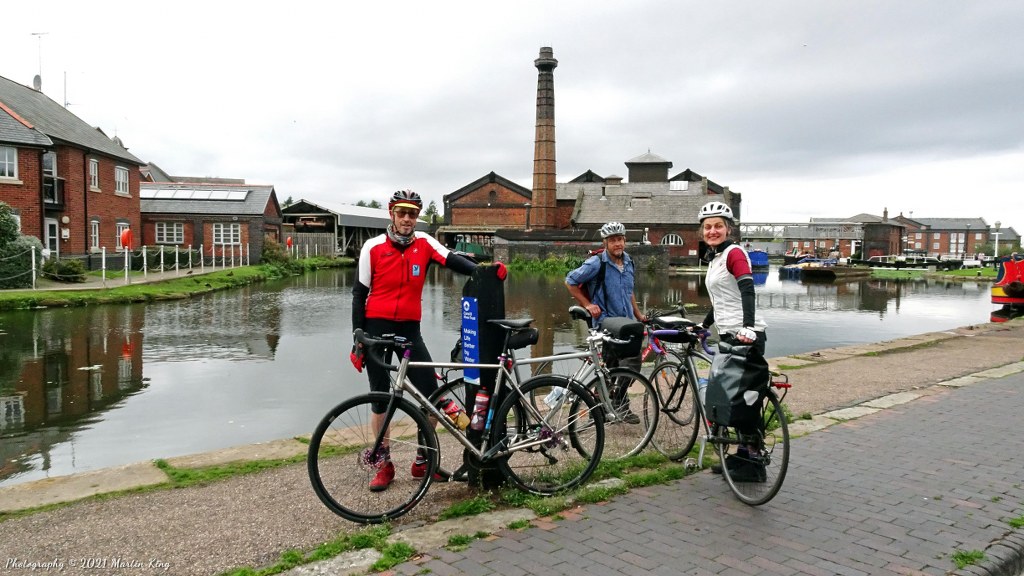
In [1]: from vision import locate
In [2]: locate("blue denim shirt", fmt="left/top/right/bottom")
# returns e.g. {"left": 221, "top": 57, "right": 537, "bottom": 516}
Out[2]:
{"left": 565, "top": 251, "right": 637, "bottom": 325}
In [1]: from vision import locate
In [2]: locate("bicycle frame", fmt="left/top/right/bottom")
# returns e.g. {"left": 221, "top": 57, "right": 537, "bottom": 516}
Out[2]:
{"left": 373, "top": 344, "right": 588, "bottom": 464}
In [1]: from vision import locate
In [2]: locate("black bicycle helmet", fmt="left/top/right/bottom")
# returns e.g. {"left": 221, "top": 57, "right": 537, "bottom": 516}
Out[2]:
{"left": 389, "top": 189, "right": 423, "bottom": 211}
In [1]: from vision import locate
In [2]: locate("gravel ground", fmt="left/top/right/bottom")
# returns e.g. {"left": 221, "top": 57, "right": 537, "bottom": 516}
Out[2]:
{"left": 1, "top": 321, "right": 1021, "bottom": 576}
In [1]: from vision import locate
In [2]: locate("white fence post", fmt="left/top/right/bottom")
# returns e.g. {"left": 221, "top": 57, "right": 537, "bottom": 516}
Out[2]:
{"left": 31, "top": 245, "right": 36, "bottom": 290}
{"left": 101, "top": 247, "right": 107, "bottom": 287}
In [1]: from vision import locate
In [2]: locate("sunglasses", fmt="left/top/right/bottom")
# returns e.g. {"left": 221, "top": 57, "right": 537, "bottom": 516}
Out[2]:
{"left": 393, "top": 208, "right": 420, "bottom": 219}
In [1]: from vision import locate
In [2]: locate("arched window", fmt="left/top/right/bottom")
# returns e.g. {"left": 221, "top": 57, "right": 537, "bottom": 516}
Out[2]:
{"left": 661, "top": 233, "right": 684, "bottom": 246}
{"left": 488, "top": 190, "right": 497, "bottom": 205}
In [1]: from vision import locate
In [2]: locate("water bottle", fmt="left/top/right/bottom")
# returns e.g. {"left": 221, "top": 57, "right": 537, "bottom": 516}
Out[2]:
{"left": 469, "top": 390, "right": 490, "bottom": 431}
{"left": 697, "top": 377, "right": 709, "bottom": 406}
{"left": 543, "top": 386, "right": 566, "bottom": 408}
{"left": 440, "top": 398, "right": 470, "bottom": 431}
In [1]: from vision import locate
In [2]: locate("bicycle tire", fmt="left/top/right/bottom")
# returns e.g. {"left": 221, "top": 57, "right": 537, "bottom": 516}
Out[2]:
{"left": 428, "top": 377, "right": 527, "bottom": 479}
{"left": 572, "top": 367, "right": 658, "bottom": 460}
{"left": 307, "top": 392, "right": 438, "bottom": 524}
{"left": 719, "top": 388, "right": 790, "bottom": 506}
{"left": 493, "top": 376, "right": 604, "bottom": 495}
{"left": 647, "top": 360, "right": 699, "bottom": 460}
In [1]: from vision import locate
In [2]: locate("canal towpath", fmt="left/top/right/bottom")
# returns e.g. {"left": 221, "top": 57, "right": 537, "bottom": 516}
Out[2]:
{"left": 0, "top": 319, "right": 1023, "bottom": 575}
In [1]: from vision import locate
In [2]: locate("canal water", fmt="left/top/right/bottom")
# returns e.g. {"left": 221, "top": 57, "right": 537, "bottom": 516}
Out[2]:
{"left": 0, "top": 266, "right": 994, "bottom": 487}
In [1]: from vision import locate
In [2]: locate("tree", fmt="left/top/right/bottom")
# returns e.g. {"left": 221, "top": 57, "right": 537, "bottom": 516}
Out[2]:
{"left": 368, "top": 200, "right": 382, "bottom": 209}
{"left": 356, "top": 200, "right": 367, "bottom": 207}
{"left": 0, "top": 202, "right": 18, "bottom": 246}
{"left": 423, "top": 201, "right": 440, "bottom": 223}
{"left": 282, "top": 196, "right": 294, "bottom": 208}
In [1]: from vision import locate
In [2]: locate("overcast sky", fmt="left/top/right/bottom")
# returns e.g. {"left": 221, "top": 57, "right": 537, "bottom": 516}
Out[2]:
{"left": 4, "top": 1, "right": 1023, "bottom": 243}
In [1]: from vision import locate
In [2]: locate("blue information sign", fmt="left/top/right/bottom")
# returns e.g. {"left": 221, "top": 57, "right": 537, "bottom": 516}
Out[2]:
{"left": 461, "top": 296, "right": 480, "bottom": 383}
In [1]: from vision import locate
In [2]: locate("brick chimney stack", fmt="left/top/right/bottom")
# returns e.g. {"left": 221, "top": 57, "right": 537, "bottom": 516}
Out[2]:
{"left": 532, "top": 47, "right": 558, "bottom": 229}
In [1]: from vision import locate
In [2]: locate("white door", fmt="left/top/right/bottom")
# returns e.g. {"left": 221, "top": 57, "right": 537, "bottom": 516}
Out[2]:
{"left": 44, "top": 218, "right": 59, "bottom": 257}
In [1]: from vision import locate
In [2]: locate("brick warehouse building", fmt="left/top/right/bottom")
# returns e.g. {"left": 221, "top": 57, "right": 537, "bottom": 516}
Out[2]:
{"left": 0, "top": 74, "right": 143, "bottom": 264}
{"left": 440, "top": 152, "right": 739, "bottom": 266}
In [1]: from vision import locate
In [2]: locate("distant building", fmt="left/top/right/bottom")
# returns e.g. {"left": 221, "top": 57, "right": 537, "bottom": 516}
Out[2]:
{"left": 140, "top": 182, "right": 282, "bottom": 263}
{"left": 442, "top": 152, "right": 738, "bottom": 265}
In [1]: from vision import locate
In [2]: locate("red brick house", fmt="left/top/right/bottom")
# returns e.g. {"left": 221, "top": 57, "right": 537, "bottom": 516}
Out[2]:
{"left": 140, "top": 181, "right": 282, "bottom": 263}
{"left": 0, "top": 74, "right": 143, "bottom": 264}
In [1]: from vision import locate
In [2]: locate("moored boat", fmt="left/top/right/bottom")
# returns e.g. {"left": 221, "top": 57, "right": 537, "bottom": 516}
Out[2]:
{"left": 991, "top": 255, "right": 1024, "bottom": 322}
{"left": 800, "top": 265, "right": 872, "bottom": 282}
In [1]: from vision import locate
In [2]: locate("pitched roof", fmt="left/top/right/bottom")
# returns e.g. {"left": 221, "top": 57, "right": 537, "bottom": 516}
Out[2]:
{"left": 444, "top": 171, "right": 532, "bottom": 203}
{"left": 912, "top": 217, "right": 989, "bottom": 230}
{"left": 140, "top": 182, "right": 276, "bottom": 215}
{"left": 0, "top": 74, "right": 143, "bottom": 164}
{"left": 626, "top": 151, "right": 671, "bottom": 165}
{"left": 282, "top": 198, "right": 428, "bottom": 231}
{"left": 572, "top": 187, "right": 726, "bottom": 226}
{"left": 0, "top": 100, "right": 52, "bottom": 147}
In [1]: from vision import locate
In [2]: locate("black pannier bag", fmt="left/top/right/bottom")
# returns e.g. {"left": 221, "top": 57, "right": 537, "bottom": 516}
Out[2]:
{"left": 599, "top": 317, "right": 645, "bottom": 358}
{"left": 705, "top": 341, "right": 770, "bottom": 428}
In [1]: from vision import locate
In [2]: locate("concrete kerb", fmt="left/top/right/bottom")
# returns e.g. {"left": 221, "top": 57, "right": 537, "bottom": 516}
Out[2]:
{"left": 0, "top": 437, "right": 309, "bottom": 513}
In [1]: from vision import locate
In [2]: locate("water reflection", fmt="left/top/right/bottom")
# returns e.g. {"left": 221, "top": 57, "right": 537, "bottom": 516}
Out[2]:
{"left": 0, "top": 306, "right": 145, "bottom": 481}
{"left": 0, "top": 266, "right": 993, "bottom": 487}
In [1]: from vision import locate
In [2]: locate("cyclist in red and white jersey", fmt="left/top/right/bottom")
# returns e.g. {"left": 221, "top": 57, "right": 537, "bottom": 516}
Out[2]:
{"left": 351, "top": 189, "right": 506, "bottom": 491}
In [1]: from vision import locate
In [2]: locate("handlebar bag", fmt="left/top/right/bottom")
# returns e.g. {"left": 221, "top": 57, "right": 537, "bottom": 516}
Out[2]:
{"left": 599, "top": 317, "right": 644, "bottom": 358}
{"left": 706, "top": 342, "right": 770, "bottom": 428}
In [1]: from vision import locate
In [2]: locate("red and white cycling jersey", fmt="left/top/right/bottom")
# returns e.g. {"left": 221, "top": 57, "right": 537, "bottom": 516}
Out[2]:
{"left": 358, "top": 232, "right": 452, "bottom": 322}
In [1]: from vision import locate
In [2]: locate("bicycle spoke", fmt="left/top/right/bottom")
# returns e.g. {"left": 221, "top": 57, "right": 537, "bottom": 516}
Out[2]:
{"left": 308, "top": 393, "right": 437, "bottom": 523}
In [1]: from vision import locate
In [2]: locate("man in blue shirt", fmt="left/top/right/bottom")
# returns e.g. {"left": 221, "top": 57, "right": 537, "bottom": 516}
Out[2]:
{"left": 565, "top": 221, "right": 646, "bottom": 327}
{"left": 565, "top": 222, "right": 647, "bottom": 423}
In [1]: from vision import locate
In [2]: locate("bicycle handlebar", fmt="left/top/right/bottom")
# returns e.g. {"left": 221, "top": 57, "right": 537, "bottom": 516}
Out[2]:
{"left": 353, "top": 329, "right": 410, "bottom": 372}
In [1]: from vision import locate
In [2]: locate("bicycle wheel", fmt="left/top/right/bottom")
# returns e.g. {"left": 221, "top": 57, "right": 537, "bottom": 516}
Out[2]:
{"left": 428, "top": 378, "right": 527, "bottom": 479}
{"left": 308, "top": 392, "right": 438, "bottom": 523}
{"left": 574, "top": 367, "right": 658, "bottom": 460}
{"left": 494, "top": 376, "right": 604, "bottom": 495}
{"left": 719, "top": 388, "right": 790, "bottom": 506}
{"left": 648, "top": 361, "right": 699, "bottom": 460}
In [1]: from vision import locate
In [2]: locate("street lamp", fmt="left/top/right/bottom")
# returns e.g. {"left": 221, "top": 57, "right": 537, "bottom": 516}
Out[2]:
{"left": 994, "top": 221, "right": 1002, "bottom": 259}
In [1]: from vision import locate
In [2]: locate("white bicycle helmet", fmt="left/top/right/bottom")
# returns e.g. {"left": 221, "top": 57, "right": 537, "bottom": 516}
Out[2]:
{"left": 698, "top": 201, "right": 734, "bottom": 222}
{"left": 600, "top": 221, "right": 626, "bottom": 238}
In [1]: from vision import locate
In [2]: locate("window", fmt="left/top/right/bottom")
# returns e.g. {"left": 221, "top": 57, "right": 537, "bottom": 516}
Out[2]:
{"left": 155, "top": 222, "right": 184, "bottom": 244}
{"left": 89, "top": 159, "right": 99, "bottom": 190}
{"left": 213, "top": 223, "right": 241, "bottom": 245}
{"left": 932, "top": 242, "right": 940, "bottom": 250}
{"left": 43, "top": 151, "right": 56, "bottom": 177}
{"left": 975, "top": 232, "right": 983, "bottom": 240}
{"left": 0, "top": 146, "right": 17, "bottom": 179}
{"left": 116, "top": 223, "right": 130, "bottom": 250}
{"left": 115, "top": 167, "right": 129, "bottom": 195}
{"left": 660, "top": 233, "right": 684, "bottom": 246}
{"left": 90, "top": 220, "right": 100, "bottom": 250}
{"left": 915, "top": 232, "right": 922, "bottom": 240}
{"left": 933, "top": 232, "right": 940, "bottom": 240}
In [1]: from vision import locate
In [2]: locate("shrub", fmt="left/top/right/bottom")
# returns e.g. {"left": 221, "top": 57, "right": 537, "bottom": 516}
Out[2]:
{"left": 41, "top": 257, "right": 87, "bottom": 283}
{"left": 0, "top": 235, "right": 44, "bottom": 289}
{"left": 261, "top": 237, "right": 291, "bottom": 264}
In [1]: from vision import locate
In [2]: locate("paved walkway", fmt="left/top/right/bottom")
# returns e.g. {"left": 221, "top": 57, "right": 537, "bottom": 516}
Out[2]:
{"left": 0, "top": 321, "right": 1022, "bottom": 576}
{"left": 379, "top": 370, "right": 1024, "bottom": 576}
